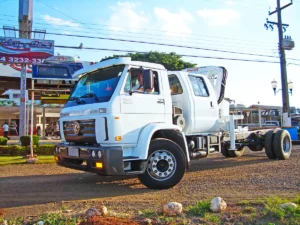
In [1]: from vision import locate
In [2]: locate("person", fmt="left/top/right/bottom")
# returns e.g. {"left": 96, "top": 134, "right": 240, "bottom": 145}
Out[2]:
{"left": 132, "top": 71, "right": 144, "bottom": 92}
{"left": 133, "top": 71, "right": 154, "bottom": 93}
{"left": 2, "top": 122, "right": 10, "bottom": 140}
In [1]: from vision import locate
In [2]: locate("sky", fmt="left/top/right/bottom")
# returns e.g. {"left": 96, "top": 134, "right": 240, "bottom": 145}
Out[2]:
{"left": 1, "top": 0, "right": 300, "bottom": 107}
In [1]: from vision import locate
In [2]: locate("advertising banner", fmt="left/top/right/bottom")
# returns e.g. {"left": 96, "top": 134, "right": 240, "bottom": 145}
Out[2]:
{"left": 0, "top": 37, "right": 54, "bottom": 64}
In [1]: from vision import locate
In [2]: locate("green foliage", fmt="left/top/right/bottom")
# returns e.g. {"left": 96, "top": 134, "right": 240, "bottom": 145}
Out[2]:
{"left": 101, "top": 51, "right": 197, "bottom": 70}
{"left": 140, "top": 208, "right": 156, "bottom": 217}
{"left": 38, "top": 213, "right": 84, "bottom": 225}
{"left": 20, "top": 135, "right": 40, "bottom": 146}
{"left": 186, "top": 200, "right": 211, "bottom": 216}
{"left": 0, "top": 144, "right": 54, "bottom": 156}
{"left": 204, "top": 213, "right": 221, "bottom": 224}
{"left": 0, "top": 137, "right": 8, "bottom": 145}
{"left": 264, "top": 196, "right": 300, "bottom": 223}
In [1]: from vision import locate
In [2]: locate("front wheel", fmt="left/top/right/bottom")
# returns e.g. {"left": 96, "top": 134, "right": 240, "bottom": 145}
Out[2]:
{"left": 138, "top": 138, "right": 186, "bottom": 189}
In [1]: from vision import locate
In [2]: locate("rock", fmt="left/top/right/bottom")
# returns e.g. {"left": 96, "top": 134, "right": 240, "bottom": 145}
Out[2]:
{"left": 86, "top": 208, "right": 102, "bottom": 218}
{"left": 86, "top": 206, "right": 108, "bottom": 218}
{"left": 37, "top": 221, "right": 44, "bottom": 225}
{"left": 138, "top": 210, "right": 143, "bottom": 216}
{"left": 144, "top": 218, "right": 152, "bottom": 224}
{"left": 162, "top": 202, "right": 183, "bottom": 216}
{"left": 280, "top": 202, "right": 298, "bottom": 209}
{"left": 99, "top": 205, "right": 108, "bottom": 216}
{"left": 210, "top": 197, "right": 227, "bottom": 213}
{"left": 63, "top": 209, "right": 72, "bottom": 213}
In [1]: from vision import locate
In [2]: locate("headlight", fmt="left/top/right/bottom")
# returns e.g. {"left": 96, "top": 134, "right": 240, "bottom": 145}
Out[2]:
{"left": 91, "top": 108, "right": 107, "bottom": 114}
{"left": 97, "top": 151, "right": 102, "bottom": 159}
{"left": 91, "top": 150, "right": 96, "bottom": 158}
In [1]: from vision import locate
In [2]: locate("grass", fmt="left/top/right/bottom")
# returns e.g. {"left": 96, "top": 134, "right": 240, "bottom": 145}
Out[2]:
{"left": 263, "top": 196, "right": 300, "bottom": 224}
{"left": 186, "top": 200, "right": 210, "bottom": 216}
{"left": 0, "top": 156, "right": 55, "bottom": 165}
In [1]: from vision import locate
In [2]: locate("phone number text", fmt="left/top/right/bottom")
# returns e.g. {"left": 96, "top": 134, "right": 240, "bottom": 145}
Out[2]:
{"left": 0, "top": 56, "right": 45, "bottom": 63}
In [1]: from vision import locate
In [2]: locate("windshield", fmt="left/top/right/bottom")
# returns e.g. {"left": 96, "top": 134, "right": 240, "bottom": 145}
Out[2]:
{"left": 64, "top": 65, "right": 124, "bottom": 107}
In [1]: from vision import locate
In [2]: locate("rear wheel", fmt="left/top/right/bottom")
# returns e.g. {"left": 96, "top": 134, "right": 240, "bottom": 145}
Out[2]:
{"left": 264, "top": 130, "right": 277, "bottom": 159}
{"left": 138, "top": 139, "right": 186, "bottom": 189}
{"left": 273, "top": 129, "right": 292, "bottom": 160}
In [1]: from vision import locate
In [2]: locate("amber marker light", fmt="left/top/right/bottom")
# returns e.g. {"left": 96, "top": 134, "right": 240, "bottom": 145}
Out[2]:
{"left": 115, "top": 136, "right": 122, "bottom": 141}
{"left": 96, "top": 162, "right": 103, "bottom": 168}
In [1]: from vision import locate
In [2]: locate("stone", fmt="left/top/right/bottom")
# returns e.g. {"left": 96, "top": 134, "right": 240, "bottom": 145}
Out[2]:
{"left": 280, "top": 202, "right": 298, "bottom": 209}
{"left": 99, "top": 205, "right": 108, "bottom": 216}
{"left": 85, "top": 208, "right": 101, "bottom": 218}
{"left": 210, "top": 197, "right": 227, "bottom": 213}
{"left": 162, "top": 202, "right": 183, "bottom": 216}
{"left": 138, "top": 210, "right": 143, "bottom": 216}
{"left": 37, "top": 221, "right": 44, "bottom": 225}
{"left": 144, "top": 218, "right": 152, "bottom": 224}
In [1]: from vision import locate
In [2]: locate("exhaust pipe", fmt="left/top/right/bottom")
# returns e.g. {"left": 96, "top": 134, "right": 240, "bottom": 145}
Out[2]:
{"left": 190, "top": 149, "right": 208, "bottom": 159}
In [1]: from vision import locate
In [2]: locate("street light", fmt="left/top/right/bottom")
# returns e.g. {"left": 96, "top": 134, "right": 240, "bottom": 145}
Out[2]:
{"left": 271, "top": 78, "right": 293, "bottom": 96}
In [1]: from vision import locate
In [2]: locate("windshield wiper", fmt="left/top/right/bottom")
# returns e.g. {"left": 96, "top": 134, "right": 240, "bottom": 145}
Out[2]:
{"left": 69, "top": 96, "right": 85, "bottom": 104}
{"left": 80, "top": 93, "right": 100, "bottom": 102}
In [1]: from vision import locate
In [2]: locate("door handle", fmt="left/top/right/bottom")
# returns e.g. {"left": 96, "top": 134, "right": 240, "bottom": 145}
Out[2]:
{"left": 157, "top": 99, "right": 165, "bottom": 104}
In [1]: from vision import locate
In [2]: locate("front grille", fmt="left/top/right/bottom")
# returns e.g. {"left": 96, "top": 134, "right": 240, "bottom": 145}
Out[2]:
{"left": 63, "top": 119, "right": 96, "bottom": 144}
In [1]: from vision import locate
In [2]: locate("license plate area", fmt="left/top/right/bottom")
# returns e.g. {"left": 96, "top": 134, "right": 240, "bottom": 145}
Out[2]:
{"left": 68, "top": 147, "right": 79, "bottom": 157}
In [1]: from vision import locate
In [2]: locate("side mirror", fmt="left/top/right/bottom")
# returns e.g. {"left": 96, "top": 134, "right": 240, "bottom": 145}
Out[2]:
{"left": 142, "top": 69, "right": 154, "bottom": 92}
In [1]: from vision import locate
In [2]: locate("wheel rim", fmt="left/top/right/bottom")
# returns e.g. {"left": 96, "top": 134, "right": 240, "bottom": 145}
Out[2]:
{"left": 147, "top": 150, "right": 177, "bottom": 181}
{"left": 282, "top": 136, "right": 291, "bottom": 153}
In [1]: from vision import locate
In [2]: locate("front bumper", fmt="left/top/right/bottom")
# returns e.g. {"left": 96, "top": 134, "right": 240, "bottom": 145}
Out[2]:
{"left": 54, "top": 144, "right": 125, "bottom": 175}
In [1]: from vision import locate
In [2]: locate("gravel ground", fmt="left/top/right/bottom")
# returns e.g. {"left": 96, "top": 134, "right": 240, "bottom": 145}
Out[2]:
{"left": 0, "top": 147, "right": 299, "bottom": 219}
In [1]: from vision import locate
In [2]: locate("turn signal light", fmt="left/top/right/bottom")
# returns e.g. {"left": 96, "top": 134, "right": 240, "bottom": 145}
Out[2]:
{"left": 115, "top": 136, "right": 122, "bottom": 141}
{"left": 54, "top": 156, "right": 59, "bottom": 162}
{"left": 96, "top": 162, "right": 103, "bottom": 168}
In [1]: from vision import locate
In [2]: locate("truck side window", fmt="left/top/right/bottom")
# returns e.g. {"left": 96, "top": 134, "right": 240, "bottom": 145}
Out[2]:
{"left": 188, "top": 75, "right": 209, "bottom": 97}
{"left": 124, "top": 70, "right": 159, "bottom": 94}
{"left": 168, "top": 75, "right": 183, "bottom": 95}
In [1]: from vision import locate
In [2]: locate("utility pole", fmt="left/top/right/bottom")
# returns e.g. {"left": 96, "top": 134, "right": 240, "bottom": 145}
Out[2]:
{"left": 18, "top": 0, "right": 33, "bottom": 137}
{"left": 265, "top": 0, "right": 293, "bottom": 126}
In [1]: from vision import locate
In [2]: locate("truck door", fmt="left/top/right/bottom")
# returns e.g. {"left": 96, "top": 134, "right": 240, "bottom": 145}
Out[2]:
{"left": 188, "top": 75, "right": 219, "bottom": 133}
{"left": 120, "top": 69, "right": 165, "bottom": 144}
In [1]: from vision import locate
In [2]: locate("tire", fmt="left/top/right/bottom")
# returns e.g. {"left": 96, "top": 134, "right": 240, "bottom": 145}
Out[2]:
{"left": 138, "top": 138, "right": 186, "bottom": 189}
{"left": 173, "top": 115, "right": 185, "bottom": 129}
{"left": 264, "top": 130, "right": 277, "bottom": 159}
{"left": 221, "top": 143, "right": 244, "bottom": 157}
{"left": 221, "top": 144, "right": 230, "bottom": 157}
{"left": 273, "top": 129, "right": 292, "bottom": 160}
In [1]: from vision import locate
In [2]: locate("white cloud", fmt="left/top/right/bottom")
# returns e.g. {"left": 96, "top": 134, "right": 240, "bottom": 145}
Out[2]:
{"left": 108, "top": 2, "right": 149, "bottom": 32}
{"left": 197, "top": 9, "right": 240, "bottom": 26}
{"left": 42, "top": 15, "right": 80, "bottom": 28}
{"left": 154, "top": 8, "right": 194, "bottom": 37}
{"left": 225, "top": 1, "right": 235, "bottom": 5}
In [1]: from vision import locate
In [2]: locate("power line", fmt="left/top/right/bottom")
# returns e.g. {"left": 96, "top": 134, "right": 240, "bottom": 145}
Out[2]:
{"left": 55, "top": 44, "right": 280, "bottom": 64}
{"left": 0, "top": 13, "right": 276, "bottom": 45}
{"left": 1, "top": 19, "right": 278, "bottom": 53}
{"left": 35, "top": 0, "right": 133, "bottom": 50}
{"left": 1, "top": 27, "right": 289, "bottom": 60}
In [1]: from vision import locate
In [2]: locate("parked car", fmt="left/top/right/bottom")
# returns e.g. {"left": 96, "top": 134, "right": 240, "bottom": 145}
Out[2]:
{"left": 45, "top": 121, "right": 60, "bottom": 136}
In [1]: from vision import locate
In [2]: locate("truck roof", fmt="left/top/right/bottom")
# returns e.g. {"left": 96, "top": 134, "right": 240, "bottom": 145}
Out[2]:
{"left": 73, "top": 57, "right": 166, "bottom": 79}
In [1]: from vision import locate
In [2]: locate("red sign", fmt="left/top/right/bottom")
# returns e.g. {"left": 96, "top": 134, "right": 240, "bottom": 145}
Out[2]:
{"left": 0, "top": 37, "right": 54, "bottom": 64}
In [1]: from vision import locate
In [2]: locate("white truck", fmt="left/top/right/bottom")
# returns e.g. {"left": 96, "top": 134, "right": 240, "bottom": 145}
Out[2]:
{"left": 54, "top": 57, "right": 292, "bottom": 189}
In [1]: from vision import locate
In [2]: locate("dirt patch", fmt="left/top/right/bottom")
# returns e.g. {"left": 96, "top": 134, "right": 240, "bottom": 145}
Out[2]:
{"left": 0, "top": 147, "right": 299, "bottom": 221}
{"left": 79, "top": 216, "right": 141, "bottom": 225}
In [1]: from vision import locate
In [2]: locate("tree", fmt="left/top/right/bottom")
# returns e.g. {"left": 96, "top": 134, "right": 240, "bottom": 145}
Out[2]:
{"left": 100, "top": 51, "right": 197, "bottom": 70}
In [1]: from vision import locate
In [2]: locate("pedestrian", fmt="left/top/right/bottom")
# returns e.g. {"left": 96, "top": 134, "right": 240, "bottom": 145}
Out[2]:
{"left": 2, "top": 122, "right": 10, "bottom": 140}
